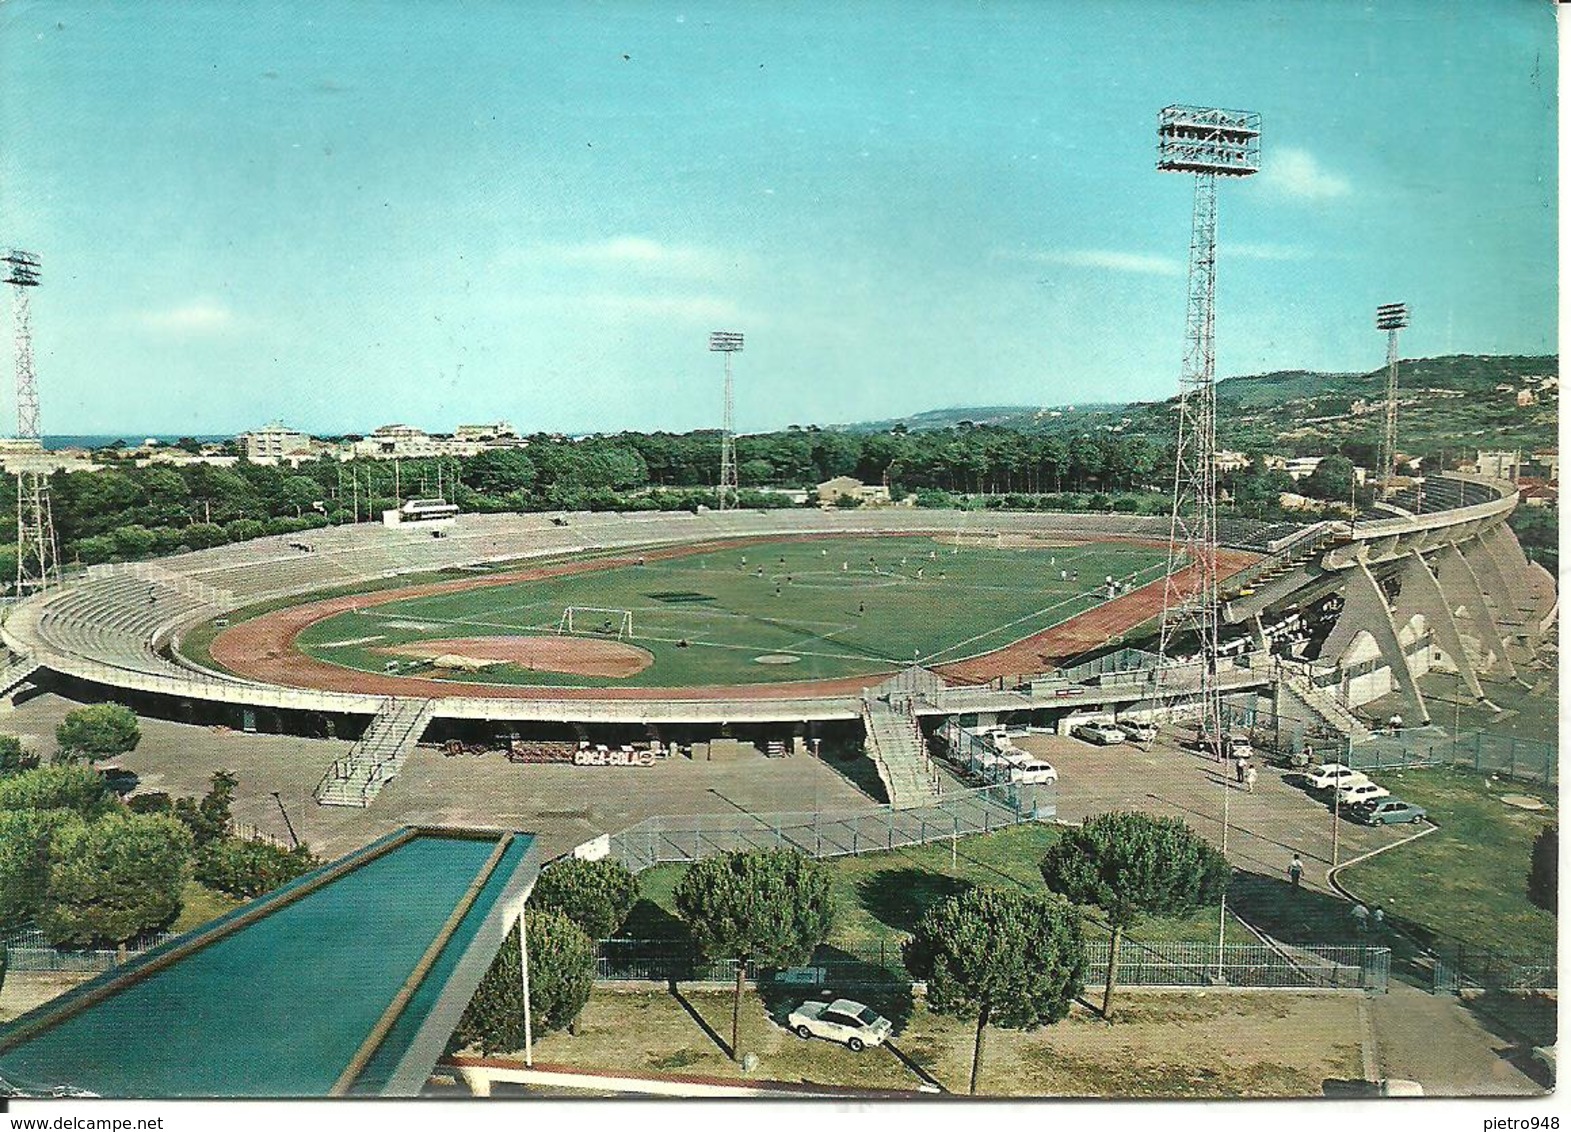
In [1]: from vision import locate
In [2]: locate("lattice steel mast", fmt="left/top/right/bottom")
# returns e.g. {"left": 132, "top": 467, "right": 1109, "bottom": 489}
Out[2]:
{"left": 1154, "top": 106, "right": 1260, "bottom": 747}
{"left": 1375, "top": 302, "right": 1410, "bottom": 494}
{"left": 4, "top": 250, "right": 59, "bottom": 596}
{"left": 709, "top": 330, "right": 744, "bottom": 510}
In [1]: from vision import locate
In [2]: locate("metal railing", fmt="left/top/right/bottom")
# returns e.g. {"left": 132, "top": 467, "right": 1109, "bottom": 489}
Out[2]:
{"left": 0, "top": 926, "right": 178, "bottom": 974}
{"left": 591, "top": 938, "right": 1389, "bottom": 992}
{"left": 606, "top": 781, "right": 1051, "bottom": 874}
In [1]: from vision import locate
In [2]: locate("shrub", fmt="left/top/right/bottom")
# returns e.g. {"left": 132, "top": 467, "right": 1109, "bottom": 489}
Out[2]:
{"left": 0, "top": 808, "right": 74, "bottom": 930}
{"left": 0, "top": 734, "right": 38, "bottom": 777}
{"left": 196, "top": 836, "right": 320, "bottom": 898}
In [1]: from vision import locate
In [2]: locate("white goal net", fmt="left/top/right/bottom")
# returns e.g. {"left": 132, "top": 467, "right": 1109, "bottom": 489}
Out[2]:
{"left": 557, "top": 607, "right": 634, "bottom": 640}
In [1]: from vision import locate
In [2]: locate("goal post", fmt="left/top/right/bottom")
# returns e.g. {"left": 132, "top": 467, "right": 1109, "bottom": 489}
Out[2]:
{"left": 557, "top": 607, "right": 634, "bottom": 640}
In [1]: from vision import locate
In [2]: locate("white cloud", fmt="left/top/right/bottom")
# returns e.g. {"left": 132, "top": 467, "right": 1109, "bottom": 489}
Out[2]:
{"left": 1262, "top": 148, "right": 1351, "bottom": 200}
{"left": 139, "top": 300, "right": 235, "bottom": 334}
{"left": 1025, "top": 249, "right": 1182, "bottom": 276}
{"left": 528, "top": 237, "right": 745, "bottom": 277}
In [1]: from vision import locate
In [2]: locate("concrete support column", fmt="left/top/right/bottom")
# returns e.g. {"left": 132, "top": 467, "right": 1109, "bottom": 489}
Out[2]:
{"left": 1460, "top": 536, "right": 1527, "bottom": 642}
{"left": 457, "top": 1066, "right": 493, "bottom": 1097}
{"left": 1327, "top": 562, "right": 1429, "bottom": 725}
{"left": 1432, "top": 543, "right": 1517, "bottom": 681}
{"left": 1392, "top": 551, "right": 1483, "bottom": 700}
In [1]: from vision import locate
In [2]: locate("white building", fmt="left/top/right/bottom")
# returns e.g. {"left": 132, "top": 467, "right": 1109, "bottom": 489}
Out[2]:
{"left": 242, "top": 423, "right": 312, "bottom": 465}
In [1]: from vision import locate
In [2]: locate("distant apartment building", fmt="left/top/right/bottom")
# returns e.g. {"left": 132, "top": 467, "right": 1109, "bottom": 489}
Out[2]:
{"left": 453, "top": 421, "right": 525, "bottom": 446}
{"left": 1212, "top": 450, "right": 1251, "bottom": 473}
{"left": 816, "top": 476, "right": 893, "bottom": 507}
{"left": 1475, "top": 450, "right": 1522, "bottom": 482}
{"left": 243, "top": 422, "right": 312, "bottom": 465}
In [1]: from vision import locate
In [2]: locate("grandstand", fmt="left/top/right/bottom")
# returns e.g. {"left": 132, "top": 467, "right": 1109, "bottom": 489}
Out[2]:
{"left": 0, "top": 472, "right": 1549, "bottom": 747}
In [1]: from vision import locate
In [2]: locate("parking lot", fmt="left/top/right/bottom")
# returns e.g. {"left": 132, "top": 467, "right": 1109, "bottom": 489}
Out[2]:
{"left": 1005, "top": 730, "right": 1419, "bottom": 893}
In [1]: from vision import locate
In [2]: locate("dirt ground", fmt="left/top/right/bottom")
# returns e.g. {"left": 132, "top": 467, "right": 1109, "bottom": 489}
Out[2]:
{"left": 515, "top": 986, "right": 1363, "bottom": 1098}
{"left": 380, "top": 635, "right": 653, "bottom": 678}
{"left": 0, "top": 972, "right": 95, "bottom": 1025}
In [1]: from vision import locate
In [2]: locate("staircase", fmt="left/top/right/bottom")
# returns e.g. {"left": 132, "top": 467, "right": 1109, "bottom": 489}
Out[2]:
{"left": 0, "top": 652, "right": 38, "bottom": 698}
{"left": 861, "top": 696, "right": 941, "bottom": 810}
{"left": 1281, "top": 670, "right": 1372, "bottom": 743}
{"left": 315, "top": 697, "right": 435, "bottom": 808}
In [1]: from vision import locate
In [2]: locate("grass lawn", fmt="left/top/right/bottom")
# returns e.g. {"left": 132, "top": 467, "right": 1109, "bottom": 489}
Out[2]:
{"left": 294, "top": 535, "right": 1166, "bottom": 687}
{"left": 1338, "top": 768, "right": 1557, "bottom": 955}
{"left": 515, "top": 986, "right": 1362, "bottom": 1097}
{"left": 627, "top": 824, "right": 1253, "bottom": 955}
{"left": 170, "top": 880, "right": 244, "bottom": 935}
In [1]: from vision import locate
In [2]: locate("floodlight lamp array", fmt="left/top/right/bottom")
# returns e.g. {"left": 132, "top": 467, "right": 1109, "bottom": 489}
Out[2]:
{"left": 2, "top": 250, "right": 40, "bottom": 287}
{"left": 708, "top": 331, "right": 744, "bottom": 353}
{"left": 1375, "top": 303, "right": 1410, "bottom": 330}
{"left": 1157, "top": 105, "right": 1261, "bottom": 177}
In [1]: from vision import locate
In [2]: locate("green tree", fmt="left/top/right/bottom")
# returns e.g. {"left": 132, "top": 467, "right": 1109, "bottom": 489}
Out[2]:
{"left": 529, "top": 857, "right": 638, "bottom": 939}
{"left": 673, "top": 848, "right": 834, "bottom": 1059}
{"left": 196, "top": 836, "right": 320, "bottom": 898}
{"left": 1528, "top": 823, "right": 1557, "bottom": 914}
{"left": 0, "top": 808, "right": 73, "bottom": 929}
{"left": 1040, "top": 812, "right": 1229, "bottom": 1018}
{"left": 54, "top": 703, "right": 141, "bottom": 764}
{"left": 0, "top": 733, "right": 38, "bottom": 777}
{"left": 40, "top": 812, "right": 194, "bottom": 946}
{"left": 171, "top": 770, "right": 239, "bottom": 848}
{"left": 454, "top": 911, "right": 596, "bottom": 1053}
{"left": 902, "top": 886, "right": 1086, "bottom": 1095}
{"left": 0, "top": 764, "right": 116, "bottom": 817}
{"left": 1301, "top": 454, "right": 1357, "bottom": 503}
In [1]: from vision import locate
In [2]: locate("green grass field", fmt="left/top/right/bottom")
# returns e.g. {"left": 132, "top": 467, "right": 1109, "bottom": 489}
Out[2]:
{"left": 1338, "top": 769, "right": 1557, "bottom": 956}
{"left": 295, "top": 535, "right": 1166, "bottom": 687}
{"left": 627, "top": 825, "right": 1252, "bottom": 952}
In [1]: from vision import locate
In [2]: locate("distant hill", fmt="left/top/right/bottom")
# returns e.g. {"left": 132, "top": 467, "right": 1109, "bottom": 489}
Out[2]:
{"left": 839, "top": 354, "right": 1558, "bottom": 458}
{"left": 836, "top": 403, "right": 1128, "bottom": 433}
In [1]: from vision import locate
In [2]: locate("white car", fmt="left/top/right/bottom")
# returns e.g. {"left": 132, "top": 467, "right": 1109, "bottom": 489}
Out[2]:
{"left": 1001, "top": 753, "right": 1058, "bottom": 785}
{"left": 1072, "top": 723, "right": 1126, "bottom": 746}
{"left": 1302, "top": 763, "right": 1367, "bottom": 791}
{"left": 1334, "top": 779, "right": 1390, "bottom": 807}
{"left": 786, "top": 998, "right": 893, "bottom": 1051}
{"left": 1117, "top": 719, "right": 1158, "bottom": 742}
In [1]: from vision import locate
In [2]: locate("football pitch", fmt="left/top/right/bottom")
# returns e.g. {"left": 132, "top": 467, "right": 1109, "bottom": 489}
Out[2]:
{"left": 294, "top": 536, "right": 1168, "bottom": 688}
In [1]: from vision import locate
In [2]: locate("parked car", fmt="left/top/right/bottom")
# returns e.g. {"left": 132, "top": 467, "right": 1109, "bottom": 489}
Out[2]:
{"left": 1117, "top": 719, "right": 1158, "bottom": 742}
{"left": 1302, "top": 763, "right": 1367, "bottom": 792}
{"left": 786, "top": 998, "right": 893, "bottom": 1051}
{"left": 1001, "top": 753, "right": 1058, "bottom": 784}
{"left": 1194, "top": 732, "right": 1252, "bottom": 760}
{"left": 1334, "top": 780, "right": 1391, "bottom": 807}
{"left": 1072, "top": 723, "right": 1126, "bottom": 746}
{"left": 1350, "top": 798, "right": 1428, "bottom": 826}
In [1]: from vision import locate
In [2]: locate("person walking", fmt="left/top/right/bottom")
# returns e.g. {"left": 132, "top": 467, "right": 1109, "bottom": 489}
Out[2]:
{"left": 1288, "top": 853, "right": 1303, "bottom": 887}
{"left": 1244, "top": 764, "right": 1258, "bottom": 794}
{"left": 1351, "top": 903, "right": 1369, "bottom": 934}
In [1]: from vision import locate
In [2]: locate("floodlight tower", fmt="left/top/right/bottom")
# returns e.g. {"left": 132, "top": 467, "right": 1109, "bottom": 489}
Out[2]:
{"left": 3, "top": 250, "right": 59, "bottom": 596}
{"left": 709, "top": 330, "right": 744, "bottom": 510}
{"left": 1153, "top": 106, "right": 1260, "bottom": 744}
{"left": 1375, "top": 302, "right": 1410, "bottom": 494}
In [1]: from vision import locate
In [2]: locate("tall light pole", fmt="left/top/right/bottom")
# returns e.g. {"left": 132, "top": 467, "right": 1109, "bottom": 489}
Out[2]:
{"left": 1154, "top": 106, "right": 1260, "bottom": 755}
{"left": 4, "top": 250, "right": 60, "bottom": 596}
{"left": 1375, "top": 302, "right": 1411, "bottom": 495}
{"left": 709, "top": 331, "right": 744, "bottom": 510}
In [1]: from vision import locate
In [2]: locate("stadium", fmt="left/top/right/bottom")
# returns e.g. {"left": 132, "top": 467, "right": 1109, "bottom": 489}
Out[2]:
{"left": 0, "top": 469, "right": 1549, "bottom": 811}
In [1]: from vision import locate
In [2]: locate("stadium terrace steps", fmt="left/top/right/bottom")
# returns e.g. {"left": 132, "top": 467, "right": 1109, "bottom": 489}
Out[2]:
{"left": 0, "top": 652, "right": 38, "bottom": 697}
{"left": 861, "top": 696, "right": 941, "bottom": 810}
{"left": 1280, "top": 669, "right": 1372, "bottom": 743}
{"left": 315, "top": 697, "right": 436, "bottom": 807}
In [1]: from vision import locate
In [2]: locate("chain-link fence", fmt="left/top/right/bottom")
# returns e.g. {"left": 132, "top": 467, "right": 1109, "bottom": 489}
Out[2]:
{"left": 1221, "top": 696, "right": 1556, "bottom": 786}
{"left": 593, "top": 938, "right": 1389, "bottom": 992}
{"left": 1429, "top": 937, "right": 1556, "bottom": 994}
{"left": 607, "top": 781, "right": 1052, "bottom": 874}
{"left": 0, "top": 926, "right": 178, "bottom": 974}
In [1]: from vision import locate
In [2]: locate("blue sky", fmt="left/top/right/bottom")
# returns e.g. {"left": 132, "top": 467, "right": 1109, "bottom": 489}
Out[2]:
{"left": 0, "top": 0, "right": 1556, "bottom": 436}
